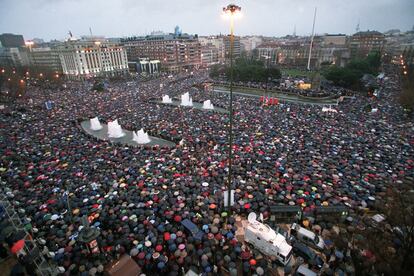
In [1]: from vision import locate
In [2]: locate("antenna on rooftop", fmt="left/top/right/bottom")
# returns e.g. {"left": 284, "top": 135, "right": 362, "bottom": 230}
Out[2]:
{"left": 248, "top": 212, "right": 257, "bottom": 224}
{"left": 356, "top": 19, "right": 360, "bottom": 33}
{"left": 89, "top": 27, "right": 93, "bottom": 39}
{"left": 293, "top": 24, "right": 296, "bottom": 37}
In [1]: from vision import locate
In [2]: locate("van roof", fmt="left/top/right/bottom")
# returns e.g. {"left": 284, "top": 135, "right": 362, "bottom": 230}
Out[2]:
{"left": 246, "top": 222, "right": 292, "bottom": 257}
{"left": 297, "top": 227, "right": 316, "bottom": 239}
{"left": 297, "top": 265, "right": 317, "bottom": 276}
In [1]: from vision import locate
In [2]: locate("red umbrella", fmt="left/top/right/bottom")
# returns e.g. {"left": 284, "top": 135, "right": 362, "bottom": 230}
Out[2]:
{"left": 11, "top": 239, "right": 25, "bottom": 254}
{"left": 241, "top": 251, "right": 251, "bottom": 260}
{"left": 363, "top": 249, "right": 374, "bottom": 259}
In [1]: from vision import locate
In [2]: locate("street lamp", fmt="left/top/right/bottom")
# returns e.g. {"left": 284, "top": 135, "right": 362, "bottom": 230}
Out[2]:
{"left": 261, "top": 53, "right": 272, "bottom": 102}
{"left": 222, "top": 3, "right": 241, "bottom": 214}
{"left": 25, "top": 41, "right": 34, "bottom": 52}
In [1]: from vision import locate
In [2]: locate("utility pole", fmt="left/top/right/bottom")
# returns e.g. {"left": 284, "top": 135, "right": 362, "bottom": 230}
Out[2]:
{"left": 307, "top": 7, "right": 317, "bottom": 71}
{"left": 223, "top": 4, "right": 242, "bottom": 215}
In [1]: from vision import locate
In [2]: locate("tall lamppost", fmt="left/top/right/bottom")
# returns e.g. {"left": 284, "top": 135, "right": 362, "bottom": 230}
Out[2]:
{"left": 223, "top": 4, "right": 241, "bottom": 214}
{"left": 262, "top": 51, "right": 272, "bottom": 102}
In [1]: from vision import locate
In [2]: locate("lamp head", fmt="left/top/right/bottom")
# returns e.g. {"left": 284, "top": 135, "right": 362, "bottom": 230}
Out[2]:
{"left": 223, "top": 4, "right": 242, "bottom": 18}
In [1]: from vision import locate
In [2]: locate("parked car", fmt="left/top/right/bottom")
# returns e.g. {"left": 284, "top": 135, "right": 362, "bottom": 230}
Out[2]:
{"left": 295, "top": 265, "right": 318, "bottom": 276}
{"left": 292, "top": 242, "right": 324, "bottom": 269}
{"left": 290, "top": 223, "right": 325, "bottom": 250}
{"left": 181, "top": 219, "right": 204, "bottom": 240}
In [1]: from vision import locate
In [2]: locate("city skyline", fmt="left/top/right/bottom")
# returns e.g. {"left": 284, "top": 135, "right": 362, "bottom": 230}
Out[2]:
{"left": 1, "top": 0, "right": 413, "bottom": 41}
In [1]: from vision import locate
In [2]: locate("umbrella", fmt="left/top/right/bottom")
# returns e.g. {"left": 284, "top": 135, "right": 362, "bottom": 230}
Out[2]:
{"left": 11, "top": 263, "right": 25, "bottom": 276}
{"left": 11, "top": 239, "right": 25, "bottom": 254}
{"left": 335, "top": 250, "right": 344, "bottom": 259}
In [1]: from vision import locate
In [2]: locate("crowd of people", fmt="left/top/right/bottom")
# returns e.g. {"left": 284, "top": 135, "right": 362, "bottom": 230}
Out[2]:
{"left": 213, "top": 78, "right": 353, "bottom": 99}
{"left": 0, "top": 66, "right": 413, "bottom": 275}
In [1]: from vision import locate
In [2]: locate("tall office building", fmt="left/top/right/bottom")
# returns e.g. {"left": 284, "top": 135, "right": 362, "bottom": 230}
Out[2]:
{"left": 0, "top": 33, "right": 25, "bottom": 48}
{"left": 121, "top": 32, "right": 201, "bottom": 73}
{"left": 240, "top": 36, "right": 263, "bottom": 52}
{"left": 0, "top": 33, "right": 29, "bottom": 68}
{"left": 57, "top": 40, "right": 129, "bottom": 80}
{"left": 28, "top": 47, "right": 63, "bottom": 73}
{"left": 198, "top": 36, "right": 225, "bottom": 62}
{"left": 201, "top": 44, "right": 219, "bottom": 66}
{"left": 223, "top": 35, "right": 241, "bottom": 61}
{"left": 349, "top": 31, "right": 386, "bottom": 59}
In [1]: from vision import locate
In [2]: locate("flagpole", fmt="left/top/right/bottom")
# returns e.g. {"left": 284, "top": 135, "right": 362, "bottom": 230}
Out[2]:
{"left": 307, "top": 7, "right": 317, "bottom": 71}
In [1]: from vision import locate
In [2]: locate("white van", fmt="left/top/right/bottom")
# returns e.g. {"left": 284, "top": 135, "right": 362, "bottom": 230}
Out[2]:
{"left": 245, "top": 214, "right": 293, "bottom": 266}
{"left": 290, "top": 223, "right": 325, "bottom": 250}
{"left": 295, "top": 265, "right": 317, "bottom": 276}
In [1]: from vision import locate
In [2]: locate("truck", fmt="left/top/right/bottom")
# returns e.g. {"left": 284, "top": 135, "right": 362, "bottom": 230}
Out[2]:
{"left": 244, "top": 213, "right": 293, "bottom": 266}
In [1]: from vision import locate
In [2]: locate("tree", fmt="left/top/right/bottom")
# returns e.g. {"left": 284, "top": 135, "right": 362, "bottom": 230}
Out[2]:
{"left": 400, "top": 63, "right": 414, "bottom": 112}
{"left": 366, "top": 51, "right": 381, "bottom": 73}
{"left": 324, "top": 67, "right": 360, "bottom": 89}
{"left": 323, "top": 50, "right": 382, "bottom": 90}
{"left": 209, "top": 57, "right": 281, "bottom": 83}
{"left": 209, "top": 64, "right": 224, "bottom": 79}
{"left": 92, "top": 79, "right": 105, "bottom": 92}
{"left": 368, "top": 181, "right": 414, "bottom": 275}
{"left": 266, "top": 67, "right": 282, "bottom": 80}
{"left": 328, "top": 180, "right": 414, "bottom": 276}
{"left": 0, "top": 66, "right": 27, "bottom": 101}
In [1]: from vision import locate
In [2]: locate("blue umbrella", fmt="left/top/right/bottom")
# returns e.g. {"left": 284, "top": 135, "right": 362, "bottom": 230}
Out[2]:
{"left": 335, "top": 250, "right": 344, "bottom": 259}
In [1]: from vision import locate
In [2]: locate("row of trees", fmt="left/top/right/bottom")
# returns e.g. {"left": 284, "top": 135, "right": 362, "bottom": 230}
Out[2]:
{"left": 322, "top": 51, "right": 382, "bottom": 89}
{"left": 0, "top": 67, "right": 28, "bottom": 100}
{"left": 399, "top": 47, "right": 414, "bottom": 112}
{"left": 0, "top": 66, "right": 64, "bottom": 101}
{"left": 400, "top": 69, "right": 414, "bottom": 112}
{"left": 209, "top": 58, "right": 281, "bottom": 83}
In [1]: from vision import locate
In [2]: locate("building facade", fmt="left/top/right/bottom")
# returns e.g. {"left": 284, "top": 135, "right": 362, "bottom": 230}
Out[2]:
{"left": 256, "top": 34, "right": 353, "bottom": 69}
{"left": 28, "top": 47, "right": 63, "bottom": 73}
{"left": 201, "top": 44, "right": 219, "bottom": 66}
{"left": 121, "top": 33, "right": 201, "bottom": 73}
{"left": 198, "top": 36, "right": 225, "bottom": 62}
{"left": 57, "top": 40, "right": 129, "bottom": 80}
{"left": 0, "top": 33, "right": 30, "bottom": 69}
{"left": 138, "top": 58, "right": 161, "bottom": 74}
{"left": 240, "top": 36, "right": 263, "bottom": 53}
{"left": 256, "top": 39, "right": 321, "bottom": 69}
{"left": 322, "top": 34, "right": 347, "bottom": 46}
{"left": 349, "top": 31, "right": 386, "bottom": 59}
{"left": 0, "top": 47, "right": 30, "bottom": 68}
{"left": 224, "top": 35, "right": 241, "bottom": 61}
{"left": 0, "top": 33, "right": 25, "bottom": 48}
{"left": 319, "top": 34, "right": 350, "bottom": 67}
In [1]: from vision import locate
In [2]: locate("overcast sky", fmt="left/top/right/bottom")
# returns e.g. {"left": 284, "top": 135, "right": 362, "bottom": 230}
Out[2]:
{"left": 1, "top": 0, "right": 413, "bottom": 41}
